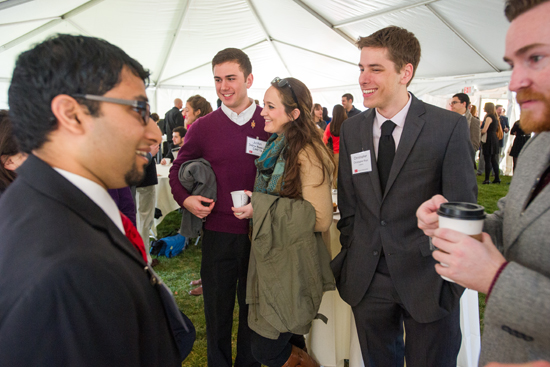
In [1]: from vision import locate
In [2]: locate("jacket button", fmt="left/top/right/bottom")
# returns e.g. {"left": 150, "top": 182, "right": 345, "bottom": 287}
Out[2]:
{"left": 380, "top": 220, "right": 387, "bottom": 226}
{"left": 373, "top": 250, "right": 379, "bottom": 256}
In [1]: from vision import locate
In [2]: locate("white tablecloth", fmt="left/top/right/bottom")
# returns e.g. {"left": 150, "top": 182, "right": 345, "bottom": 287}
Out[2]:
{"left": 307, "top": 215, "right": 481, "bottom": 367}
{"left": 153, "top": 164, "right": 180, "bottom": 232}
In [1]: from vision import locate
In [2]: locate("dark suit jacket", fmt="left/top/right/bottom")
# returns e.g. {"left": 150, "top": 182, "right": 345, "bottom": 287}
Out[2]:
{"left": 164, "top": 106, "right": 184, "bottom": 143}
{"left": 0, "top": 155, "right": 180, "bottom": 366}
{"left": 333, "top": 93, "right": 477, "bottom": 323}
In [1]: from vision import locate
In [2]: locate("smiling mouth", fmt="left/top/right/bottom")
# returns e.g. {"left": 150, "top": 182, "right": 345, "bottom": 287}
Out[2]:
{"left": 363, "top": 88, "right": 377, "bottom": 95}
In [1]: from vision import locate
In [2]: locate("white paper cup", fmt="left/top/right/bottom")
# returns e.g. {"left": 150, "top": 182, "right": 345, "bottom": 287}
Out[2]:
{"left": 231, "top": 190, "right": 249, "bottom": 215}
{"left": 164, "top": 158, "right": 171, "bottom": 165}
{"left": 435, "top": 202, "right": 486, "bottom": 282}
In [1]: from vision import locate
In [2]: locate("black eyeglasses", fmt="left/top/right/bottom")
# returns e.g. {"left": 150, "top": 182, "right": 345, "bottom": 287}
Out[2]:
{"left": 271, "top": 77, "right": 299, "bottom": 105}
{"left": 72, "top": 94, "right": 150, "bottom": 126}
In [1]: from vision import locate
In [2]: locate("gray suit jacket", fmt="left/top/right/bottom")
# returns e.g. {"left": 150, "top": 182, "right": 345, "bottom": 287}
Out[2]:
{"left": 332, "top": 93, "right": 477, "bottom": 323}
{"left": 479, "top": 132, "right": 550, "bottom": 364}
{"left": 465, "top": 110, "right": 481, "bottom": 151}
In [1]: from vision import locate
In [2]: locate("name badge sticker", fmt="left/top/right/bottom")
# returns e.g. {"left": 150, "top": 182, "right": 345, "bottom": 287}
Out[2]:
{"left": 246, "top": 136, "right": 266, "bottom": 157}
{"left": 351, "top": 150, "right": 372, "bottom": 174}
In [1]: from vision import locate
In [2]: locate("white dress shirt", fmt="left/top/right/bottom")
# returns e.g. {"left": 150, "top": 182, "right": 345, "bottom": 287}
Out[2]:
{"left": 53, "top": 168, "right": 124, "bottom": 233}
{"left": 373, "top": 93, "right": 413, "bottom": 159}
{"left": 221, "top": 98, "right": 257, "bottom": 126}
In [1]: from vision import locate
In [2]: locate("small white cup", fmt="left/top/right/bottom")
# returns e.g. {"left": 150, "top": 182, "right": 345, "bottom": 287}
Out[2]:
{"left": 164, "top": 158, "right": 171, "bottom": 165}
{"left": 231, "top": 190, "right": 249, "bottom": 215}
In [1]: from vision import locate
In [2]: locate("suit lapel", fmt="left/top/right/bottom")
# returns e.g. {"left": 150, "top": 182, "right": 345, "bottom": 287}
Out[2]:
{"left": 506, "top": 133, "right": 550, "bottom": 250}
{"left": 383, "top": 95, "right": 426, "bottom": 199}
{"left": 360, "top": 109, "right": 383, "bottom": 203}
{"left": 19, "top": 155, "right": 145, "bottom": 266}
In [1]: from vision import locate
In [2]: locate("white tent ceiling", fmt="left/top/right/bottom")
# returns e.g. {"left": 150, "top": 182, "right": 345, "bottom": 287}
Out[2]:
{"left": 0, "top": 0, "right": 512, "bottom": 113}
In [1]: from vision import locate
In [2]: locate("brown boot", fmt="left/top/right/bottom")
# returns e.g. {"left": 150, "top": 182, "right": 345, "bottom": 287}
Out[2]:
{"left": 282, "top": 345, "right": 320, "bottom": 367}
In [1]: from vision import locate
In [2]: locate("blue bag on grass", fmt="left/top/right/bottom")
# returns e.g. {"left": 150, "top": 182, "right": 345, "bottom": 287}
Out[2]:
{"left": 150, "top": 234, "right": 186, "bottom": 258}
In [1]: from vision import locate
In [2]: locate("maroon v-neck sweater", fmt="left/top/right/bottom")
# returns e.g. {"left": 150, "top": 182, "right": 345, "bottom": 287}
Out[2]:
{"left": 169, "top": 106, "right": 270, "bottom": 234}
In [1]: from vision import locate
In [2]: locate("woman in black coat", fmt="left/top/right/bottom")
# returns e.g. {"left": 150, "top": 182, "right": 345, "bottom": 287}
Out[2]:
{"left": 509, "top": 120, "right": 531, "bottom": 174}
{"left": 481, "top": 103, "right": 500, "bottom": 184}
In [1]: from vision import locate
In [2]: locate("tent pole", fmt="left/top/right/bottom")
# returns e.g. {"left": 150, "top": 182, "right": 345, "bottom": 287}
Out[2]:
{"left": 244, "top": 0, "right": 292, "bottom": 77}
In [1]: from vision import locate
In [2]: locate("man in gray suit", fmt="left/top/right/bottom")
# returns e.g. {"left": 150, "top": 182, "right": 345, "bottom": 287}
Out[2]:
{"left": 417, "top": 1, "right": 550, "bottom": 365}
{"left": 451, "top": 92, "right": 481, "bottom": 168}
{"left": 332, "top": 26, "right": 477, "bottom": 366}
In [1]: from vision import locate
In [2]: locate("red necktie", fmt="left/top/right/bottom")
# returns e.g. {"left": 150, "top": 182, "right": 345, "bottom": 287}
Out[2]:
{"left": 120, "top": 211, "right": 147, "bottom": 263}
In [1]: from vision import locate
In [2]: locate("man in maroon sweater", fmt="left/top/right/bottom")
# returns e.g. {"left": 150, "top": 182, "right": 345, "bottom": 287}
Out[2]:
{"left": 169, "top": 48, "right": 270, "bottom": 367}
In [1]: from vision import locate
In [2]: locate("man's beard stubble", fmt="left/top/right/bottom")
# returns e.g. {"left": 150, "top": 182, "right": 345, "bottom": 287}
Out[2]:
{"left": 517, "top": 88, "right": 550, "bottom": 133}
{"left": 124, "top": 156, "right": 148, "bottom": 186}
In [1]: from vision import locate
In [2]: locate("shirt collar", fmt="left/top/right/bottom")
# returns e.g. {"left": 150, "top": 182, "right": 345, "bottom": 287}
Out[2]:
{"left": 374, "top": 92, "right": 412, "bottom": 129}
{"left": 221, "top": 98, "right": 256, "bottom": 126}
{"left": 53, "top": 168, "right": 124, "bottom": 233}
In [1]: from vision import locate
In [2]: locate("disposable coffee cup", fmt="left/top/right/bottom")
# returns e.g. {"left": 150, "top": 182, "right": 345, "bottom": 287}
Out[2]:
{"left": 231, "top": 190, "right": 249, "bottom": 215}
{"left": 164, "top": 158, "right": 171, "bottom": 165}
{"left": 435, "top": 202, "right": 486, "bottom": 282}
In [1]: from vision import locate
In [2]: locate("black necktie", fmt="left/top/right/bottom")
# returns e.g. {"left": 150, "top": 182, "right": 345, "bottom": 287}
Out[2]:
{"left": 377, "top": 120, "right": 396, "bottom": 193}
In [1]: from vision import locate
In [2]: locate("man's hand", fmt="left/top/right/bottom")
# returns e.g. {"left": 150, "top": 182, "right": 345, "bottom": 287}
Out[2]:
{"left": 504, "top": 127, "right": 510, "bottom": 133}
{"left": 431, "top": 229, "right": 506, "bottom": 293}
{"left": 161, "top": 158, "right": 167, "bottom": 165}
{"left": 486, "top": 361, "right": 550, "bottom": 367}
{"left": 416, "top": 194, "right": 448, "bottom": 237}
{"left": 183, "top": 196, "right": 215, "bottom": 219}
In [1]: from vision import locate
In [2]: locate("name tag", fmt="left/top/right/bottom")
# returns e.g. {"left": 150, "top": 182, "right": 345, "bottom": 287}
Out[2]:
{"left": 246, "top": 137, "right": 266, "bottom": 157}
{"left": 351, "top": 150, "right": 372, "bottom": 174}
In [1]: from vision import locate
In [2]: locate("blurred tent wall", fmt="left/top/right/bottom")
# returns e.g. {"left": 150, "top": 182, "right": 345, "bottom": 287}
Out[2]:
{"left": 0, "top": 0, "right": 511, "bottom": 114}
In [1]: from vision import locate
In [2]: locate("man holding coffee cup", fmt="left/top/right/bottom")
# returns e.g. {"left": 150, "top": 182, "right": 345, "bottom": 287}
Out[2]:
{"left": 417, "top": 1, "right": 550, "bottom": 363}
{"left": 332, "top": 26, "right": 477, "bottom": 366}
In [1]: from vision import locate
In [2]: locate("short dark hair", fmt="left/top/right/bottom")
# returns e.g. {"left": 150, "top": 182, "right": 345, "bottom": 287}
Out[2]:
{"left": 356, "top": 26, "right": 421, "bottom": 86}
{"left": 150, "top": 113, "right": 160, "bottom": 122}
{"left": 342, "top": 93, "right": 353, "bottom": 102}
{"left": 453, "top": 93, "right": 470, "bottom": 108}
{"left": 496, "top": 104, "right": 503, "bottom": 109}
{"left": 173, "top": 126, "right": 187, "bottom": 138}
{"left": 0, "top": 110, "right": 19, "bottom": 191}
{"left": 211, "top": 48, "right": 252, "bottom": 79}
{"left": 505, "top": 0, "right": 549, "bottom": 21}
{"left": 8, "top": 34, "right": 150, "bottom": 153}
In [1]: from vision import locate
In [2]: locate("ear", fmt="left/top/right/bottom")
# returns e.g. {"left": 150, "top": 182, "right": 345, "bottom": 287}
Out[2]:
{"left": 290, "top": 108, "right": 301, "bottom": 121}
{"left": 400, "top": 63, "right": 414, "bottom": 85}
{"left": 50, "top": 95, "right": 89, "bottom": 135}
{"left": 2, "top": 153, "right": 27, "bottom": 171}
{"left": 245, "top": 73, "right": 254, "bottom": 89}
{"left": 195, "top": 109, "right": 201, "bottom": 117}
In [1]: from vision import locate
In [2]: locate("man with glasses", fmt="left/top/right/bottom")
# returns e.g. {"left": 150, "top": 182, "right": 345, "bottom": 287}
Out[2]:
{"left": 0, "top": 34, "right": 184, "bottom": 365}
{"left": 451, "top": 93, "right": 481, "bottom": 167}
{"left": 169, "top": 48, "right": 270, "bottom": 367}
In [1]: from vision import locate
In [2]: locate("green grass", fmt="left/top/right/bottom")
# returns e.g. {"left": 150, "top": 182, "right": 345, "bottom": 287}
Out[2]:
{"left": 156, "top": 172, "right": 511, "bottom": 364}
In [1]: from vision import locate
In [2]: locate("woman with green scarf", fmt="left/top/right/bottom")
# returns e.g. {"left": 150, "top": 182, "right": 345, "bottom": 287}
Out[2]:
{"left": 232, "top": 77, "right": 335, "bottom": 367}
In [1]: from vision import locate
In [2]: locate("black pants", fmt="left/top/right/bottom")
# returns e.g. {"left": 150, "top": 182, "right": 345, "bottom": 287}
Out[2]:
{"left": 484, "top": 153, "right": 500, "bottom": 181}
{"left": 352, "top": 259, "right": 461, "bottom": 367}
{"left": 201, "top": 229, "right": 259, "bottom": 367}
{"left": 251, "top": 332, "right": 305, "bottom": 367}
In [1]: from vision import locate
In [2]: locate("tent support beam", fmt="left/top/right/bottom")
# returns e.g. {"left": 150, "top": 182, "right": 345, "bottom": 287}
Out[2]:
{"left": 245, "top": 0, "right": 292, "bottom": 76}
{"left": 0, "top": 16, "right": 61, "bottom": 26}
{"left": 426, "top": 4, "right": 501, "bottom": 72}
{"left": 158, "top": 39, "right": 267, "bottom": 86}
{"left": 155, "top": 0, "right": 192, "bottom": 84}
{"left": 0, "top": 0, "right": 105, "bottom": 54}
{"left": 291, "top": 0, "right": 356, "bottom": 46}
{"left": 333, "top": 0, "right": 440, "bottom": 28}
{"left": 273, "top": 39, "right": 357, "bottom": 66}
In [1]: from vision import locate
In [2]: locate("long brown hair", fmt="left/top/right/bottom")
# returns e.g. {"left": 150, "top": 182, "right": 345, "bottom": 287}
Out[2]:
{"left": 330, "top": 104, "right": 347, "bottom": 137}
{"left": 272, "top": 78, "right": 334, "bottom": 199}
{"left": 0, "top": 110, "right": 19, "bottom": 192}
{"left": 311, "top": 103, "right": 322, "bottom": 122}
{"left": 484, "top": 102, "right": 499, "bottom": 126}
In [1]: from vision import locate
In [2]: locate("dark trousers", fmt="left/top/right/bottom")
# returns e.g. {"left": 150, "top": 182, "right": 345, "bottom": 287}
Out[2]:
{"left": 484, "top": 153, "right": 500, "bottom": 181}
{"left": 352, "top": 259, "right": 461, "bottom": 367}
{"left": 251, "top": 332, "right": 305, "bottom": 367}
{"left": 201, "top": 229, "right": 259, "bottom": 367}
